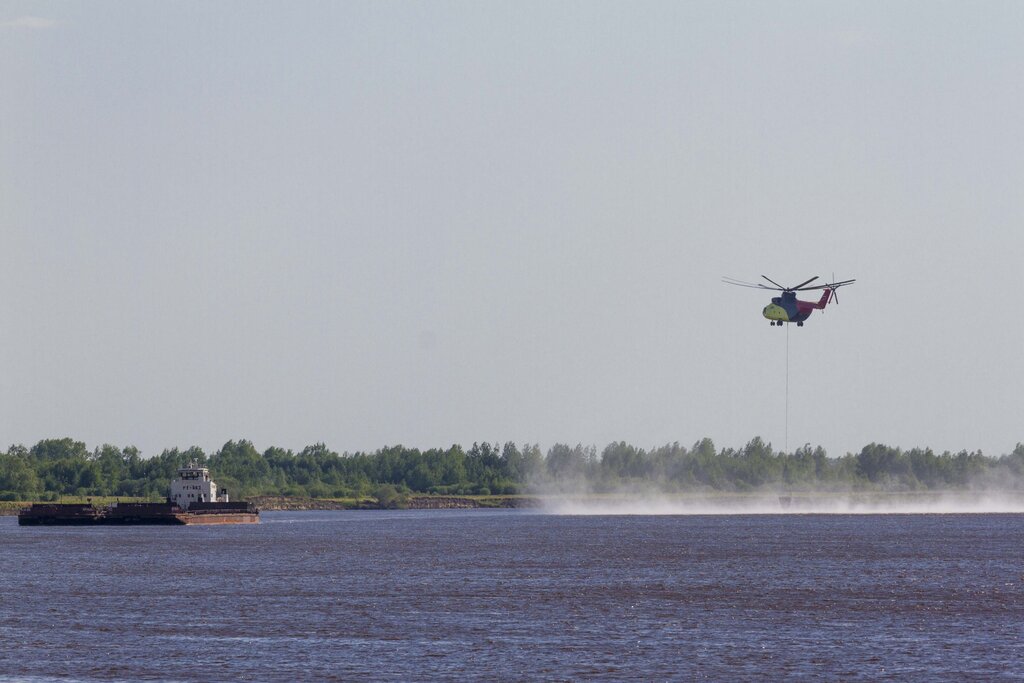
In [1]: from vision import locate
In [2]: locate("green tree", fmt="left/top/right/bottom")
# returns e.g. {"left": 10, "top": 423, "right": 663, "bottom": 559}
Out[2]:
{"left": 0, "top": 453, "right": 40, "bottom": 494}
{"left": 374, "top": 483, "right": 408, "bottom": 509}
{"left": 31, "top": 438, "right": 89, "bottom": 462}
{"left": 855, "top": 443, "right": 901, "bottom": 483}
{"left": 546, "top": 443, "right": 591, "bottom": 479}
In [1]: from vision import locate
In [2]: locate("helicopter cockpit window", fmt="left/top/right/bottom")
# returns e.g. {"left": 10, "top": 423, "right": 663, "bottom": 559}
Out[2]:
{"left": 771, "top": 297, "right": 781, "bottom": 304}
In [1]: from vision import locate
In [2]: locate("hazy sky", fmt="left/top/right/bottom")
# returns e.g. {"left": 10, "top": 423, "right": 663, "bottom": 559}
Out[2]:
{"left": 3, "top": 1, "right": 1023, "bottom": 459}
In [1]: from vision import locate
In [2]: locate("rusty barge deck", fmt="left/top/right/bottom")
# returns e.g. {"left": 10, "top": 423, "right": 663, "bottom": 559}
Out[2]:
{"left": 17, "top": 501, "right": 260, "bottom": 526}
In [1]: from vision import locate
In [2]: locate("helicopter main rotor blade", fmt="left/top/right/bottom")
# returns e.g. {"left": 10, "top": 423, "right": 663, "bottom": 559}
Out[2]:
{"left": 722, "top": 277, "right": 780, "bottom": 290}
{"left": 796, "top": 278, "right": 857, "bottom": 291}
{"left": 725, "top": 275, "right": 854, "bottom": 293}
{"left": 791, "top": 276, "right": 820, "bottom": 291}
{"left": 761, "top": 275, "right": 788, "bottom": 290}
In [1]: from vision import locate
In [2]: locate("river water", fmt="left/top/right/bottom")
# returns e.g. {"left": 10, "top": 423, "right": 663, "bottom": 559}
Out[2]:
{"left": 1, "top": 510, "right": 1022, "bottom": 681}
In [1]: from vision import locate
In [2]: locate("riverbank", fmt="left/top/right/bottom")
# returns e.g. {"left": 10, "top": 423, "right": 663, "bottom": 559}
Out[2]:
{"left": 0, "top": 494, "right": 544, "bottom": 515}
{"left": 248, "top": 494, "right": 544, "bottom": 511}
{"left": 4, "top": 490, "right": 1021, "bottom": 515}
{"left": 0, "top": 496, "right": 146, "bottom": 516}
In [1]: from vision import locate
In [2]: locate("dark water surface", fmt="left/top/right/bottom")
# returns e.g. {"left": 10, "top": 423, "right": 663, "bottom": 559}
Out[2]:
{"left": 2, "top": 511, "right": 1023, "bottom": 681}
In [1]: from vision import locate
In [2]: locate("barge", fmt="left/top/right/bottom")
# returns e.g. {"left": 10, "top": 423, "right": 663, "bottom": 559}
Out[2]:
{"left": 18, "top": 463, "right": 259, "bottom": 526}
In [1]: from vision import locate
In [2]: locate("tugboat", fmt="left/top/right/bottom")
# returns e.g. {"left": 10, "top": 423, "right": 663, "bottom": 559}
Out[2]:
{"left": 18, "top": 463, "right": 259, "bottom": 526}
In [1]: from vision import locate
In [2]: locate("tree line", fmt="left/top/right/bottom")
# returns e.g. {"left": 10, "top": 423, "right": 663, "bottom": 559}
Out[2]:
{"left": 2, "top": 437, "right": 1023, "bottom": 501}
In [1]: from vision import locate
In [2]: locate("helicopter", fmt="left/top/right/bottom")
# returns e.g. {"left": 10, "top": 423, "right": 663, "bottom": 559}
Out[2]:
{"left": 723, "top": 275, "right": 855, "bottom": 327}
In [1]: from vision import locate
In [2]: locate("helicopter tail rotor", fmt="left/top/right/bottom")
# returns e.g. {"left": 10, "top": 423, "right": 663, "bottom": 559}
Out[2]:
{"left": 824, "top": 274, "right": 856, "bottom": 307}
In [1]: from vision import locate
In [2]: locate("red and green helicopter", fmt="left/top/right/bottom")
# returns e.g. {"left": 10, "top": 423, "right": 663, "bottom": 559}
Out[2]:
{"left": 723, "top": 275, "right": 855, "bottom": 327}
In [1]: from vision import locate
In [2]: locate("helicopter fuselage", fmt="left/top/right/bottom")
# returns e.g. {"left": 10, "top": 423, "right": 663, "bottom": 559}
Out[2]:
{"left": 762, "top": 289, "right": 831, "bottom": 326}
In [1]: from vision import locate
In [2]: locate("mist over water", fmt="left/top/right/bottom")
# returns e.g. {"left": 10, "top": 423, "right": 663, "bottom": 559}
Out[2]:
{"left": 532, "top": 450, "right": 1024, "bottom": 515}
{"left": 532, "top": 469, "right": 1024, "bottom": 515}
{"left": 544, "top": 492, "right": 1024, "bottom": 515}
{"left": 527, "top": 439, "right": 1024, "bottom": 517}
